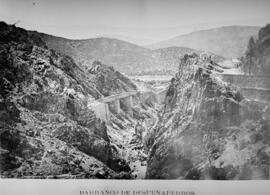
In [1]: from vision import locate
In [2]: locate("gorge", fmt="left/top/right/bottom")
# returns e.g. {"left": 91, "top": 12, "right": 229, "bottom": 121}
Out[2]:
{"left": 0, "top": 21, "right": 270, "bottom": 180}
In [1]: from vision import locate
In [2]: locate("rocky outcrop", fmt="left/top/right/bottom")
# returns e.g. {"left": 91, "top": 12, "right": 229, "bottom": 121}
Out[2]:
{"left": 146, "top": 54, "right": 270, "bottom": 179}
{"left": 86, "top": 61, "right": 137, "bottom": 96}
{"left": 0, "top": 22, "right": 133, "bottom": 178}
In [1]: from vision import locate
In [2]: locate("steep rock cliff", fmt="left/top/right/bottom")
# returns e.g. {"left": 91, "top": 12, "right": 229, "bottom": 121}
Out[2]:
{"left": 146, "top": 54, "right": 270, "bottom": 179}
{"left": 0, "top": 22, "right": 132, "bottom": 178}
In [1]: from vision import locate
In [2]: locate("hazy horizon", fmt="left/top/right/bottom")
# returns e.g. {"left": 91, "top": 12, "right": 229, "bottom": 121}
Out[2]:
{"left": 0, "top": 0, "right": 269, "bottom": 44}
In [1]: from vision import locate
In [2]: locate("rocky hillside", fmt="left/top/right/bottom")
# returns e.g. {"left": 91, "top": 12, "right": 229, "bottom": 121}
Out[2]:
{"left": 85, "top": 61, "right": 137, "bottom": 96}
{"left": 146, "top": 54, "right": 270, "bottom": 179}
{"left": 0, "top": 22, "right": 138, "bottom": 178}
{"left": 151, "top": 47, "right": 198, "bottom": 72}
{"left": 147, "top": 26, "right": 260, "bottom": 59}
{"left": 32, "top": 33, "right": 155, "bottom": 74}
{"left": 242, "top": 24, "right": 270, "bottom": 75}
{"left": 153, "top": 47, "right": 225, "bottom": 72}
{"left": 30, "top": 31, "right": 198, "bottom": 75}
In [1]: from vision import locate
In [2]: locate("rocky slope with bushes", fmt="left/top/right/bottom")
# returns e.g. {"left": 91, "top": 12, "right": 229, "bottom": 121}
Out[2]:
{"left": 0, "top": 22, "right": 139, "bottom": 178}
{"left": 146, "top": 54, "right": 270, "bottom": 179}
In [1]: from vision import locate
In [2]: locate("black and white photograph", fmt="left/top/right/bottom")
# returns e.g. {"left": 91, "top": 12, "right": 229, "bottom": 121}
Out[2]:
{"left": 0, "top": 0, "right": 270, "bottom": 193}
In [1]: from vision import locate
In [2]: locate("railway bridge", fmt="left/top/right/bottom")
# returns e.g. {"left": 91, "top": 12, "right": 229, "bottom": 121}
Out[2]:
{"left": 88, "top": 90, "right": 166, "bottom": 123}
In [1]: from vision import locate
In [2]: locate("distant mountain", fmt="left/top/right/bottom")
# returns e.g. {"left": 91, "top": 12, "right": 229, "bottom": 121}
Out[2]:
{"left": 147, "top": 26, "right": 260, "bottom": 59}
{"left": 30, "top": 32, "right": 199, "bottom": 75}
{"left": 94, "top": 34, "right": 156, "bottom": 45}
{"left": 34, "top": 33, "right": 158, "bottom": 74}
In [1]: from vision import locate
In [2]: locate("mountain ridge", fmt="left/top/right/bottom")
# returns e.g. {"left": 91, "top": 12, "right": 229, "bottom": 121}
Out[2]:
{"left": 146, "top": 25, "right": 260, "bottom": 58}
{"left": 30, "top": 30, "right": 199, "bottom": 75}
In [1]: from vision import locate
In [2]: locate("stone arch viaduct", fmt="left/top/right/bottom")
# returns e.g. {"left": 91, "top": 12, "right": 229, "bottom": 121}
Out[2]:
{"left": 89, "top": 90, "right": 166, "bottom": 123}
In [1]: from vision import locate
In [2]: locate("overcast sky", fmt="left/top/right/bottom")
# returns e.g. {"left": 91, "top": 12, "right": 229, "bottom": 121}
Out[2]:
{"left": 0, "top": 0, "right": 269, "bottom": 42}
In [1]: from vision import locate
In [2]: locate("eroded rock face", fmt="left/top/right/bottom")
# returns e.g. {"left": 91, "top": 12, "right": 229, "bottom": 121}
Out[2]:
{"left": 87, "top": 61, "right": 137, "bottom": 96}
{"left": 146, "top": 54, "right": 270, "bottom": 179}
{"left": 0, "top": 22, "right": 132, "bottom": 178}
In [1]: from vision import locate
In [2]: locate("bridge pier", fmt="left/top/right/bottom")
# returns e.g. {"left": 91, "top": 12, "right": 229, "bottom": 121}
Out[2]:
{"left": 127, "top": 96, "right": 133, "bottom": 107}
{"left": 120, "top": 96, "right": 133, "bottom": 116}
{"left": 89, "top": 102, "right": 110, "bottom": 123}
{"left": 97, "top": 90, "right": 163, "bottom": 121}
{"left": 127, "top": 96, "right": 134, "bottom": 116}
{"left": 109, "top": 99, "right": 121, "bottom": 114}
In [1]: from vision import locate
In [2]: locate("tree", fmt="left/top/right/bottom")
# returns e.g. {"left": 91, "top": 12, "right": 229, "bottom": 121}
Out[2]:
{"left": 245, "top": 36, "right": 256, "bottom": 74}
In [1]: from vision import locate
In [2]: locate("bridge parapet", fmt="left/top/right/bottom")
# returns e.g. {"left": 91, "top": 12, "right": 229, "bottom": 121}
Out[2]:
{"left": 90, "top": 90, "right": 166, "bottom": 123}
{"left": 100, "top": 91, "right": 138, "bottom": 103}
